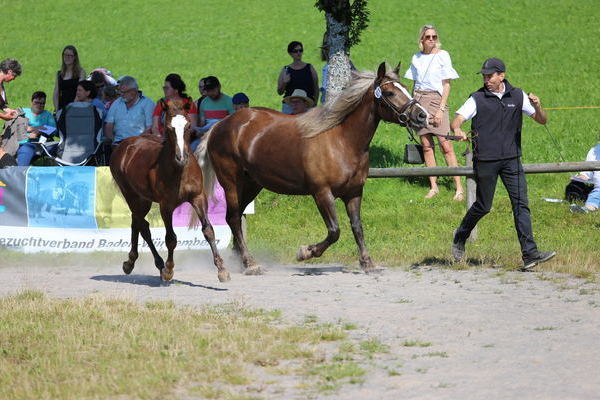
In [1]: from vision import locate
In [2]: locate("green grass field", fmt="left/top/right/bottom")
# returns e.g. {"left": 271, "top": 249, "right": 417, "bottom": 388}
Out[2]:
{"left": 4, "top": 0, "right": 600, "bottom": 274}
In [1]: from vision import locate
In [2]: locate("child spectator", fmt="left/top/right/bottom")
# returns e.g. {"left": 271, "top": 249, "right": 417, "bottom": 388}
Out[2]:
{"left": 16, "top": 91, "right": 57, "bottom": 166}
{"left": 232, "top": 92, "right": 250, "bottom": 111}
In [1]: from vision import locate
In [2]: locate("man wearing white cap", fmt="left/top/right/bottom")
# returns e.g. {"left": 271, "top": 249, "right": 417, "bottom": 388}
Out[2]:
{"left": 283, "top": 88, "right": 313, "bottom": 115}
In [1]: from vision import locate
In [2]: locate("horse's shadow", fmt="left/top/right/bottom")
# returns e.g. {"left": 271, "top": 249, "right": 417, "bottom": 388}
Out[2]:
{"left": 410, "top": 256, "right": 487, "bottom": 268}
{"left": 90, "top": 274, "right": 228, "bottom": 291}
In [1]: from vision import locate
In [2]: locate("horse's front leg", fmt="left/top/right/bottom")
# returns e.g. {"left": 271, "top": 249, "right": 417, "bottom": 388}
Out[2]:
{"left": 191, "top": 195, "right": 230, "bottom": 282}
{"left": 343, "top": 193, "right": 377, "bottom": 272}
{"left": 297, "top": 189, "right": 340, "bottom": 261}
{"left": 159, "top": 204, "right": 176, "bottom": 282}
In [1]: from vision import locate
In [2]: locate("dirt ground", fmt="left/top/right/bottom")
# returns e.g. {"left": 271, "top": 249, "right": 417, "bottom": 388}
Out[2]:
{"left": 2, "top": 252, "right": 599, "bottom": 399}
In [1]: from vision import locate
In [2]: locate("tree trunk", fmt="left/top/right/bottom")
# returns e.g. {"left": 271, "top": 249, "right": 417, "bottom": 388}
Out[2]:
{"left": 324, "top": 12, "right": 352, "bottom": 104}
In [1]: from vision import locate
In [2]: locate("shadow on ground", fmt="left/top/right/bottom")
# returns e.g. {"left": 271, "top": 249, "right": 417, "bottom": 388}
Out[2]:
{"left": 90, "top": 274, "right": 228, "bottom": 291}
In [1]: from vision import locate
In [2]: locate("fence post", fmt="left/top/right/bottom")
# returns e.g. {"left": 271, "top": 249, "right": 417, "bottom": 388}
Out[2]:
{"left": 465, "top": 149, "right": 477, "bottom": 241}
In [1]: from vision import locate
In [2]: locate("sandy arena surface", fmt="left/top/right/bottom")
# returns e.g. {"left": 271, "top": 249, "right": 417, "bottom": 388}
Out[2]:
{"left": 1, "top": 253, "right": 599, "bottom": 399}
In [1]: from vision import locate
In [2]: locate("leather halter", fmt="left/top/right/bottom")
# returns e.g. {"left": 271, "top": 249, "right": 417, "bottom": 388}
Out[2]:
{"left": 375, "top": 80, "right": 418, "bottom": 127}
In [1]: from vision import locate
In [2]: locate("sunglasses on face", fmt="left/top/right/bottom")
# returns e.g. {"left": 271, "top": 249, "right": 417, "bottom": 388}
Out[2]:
{"left": 33, "top": 100, "right": 46, "bottom": 105}
{"left": 290, "top": 48, "right": 303, "bottom": 54}
{"left": 423, "top": 35, "right": 438, "bottom": 40}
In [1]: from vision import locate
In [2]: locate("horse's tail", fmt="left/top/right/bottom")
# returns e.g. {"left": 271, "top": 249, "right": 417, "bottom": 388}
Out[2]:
{"left": 195, "top": 128, "right": 216, "bottom": 200}
{"left": 189, "top": 127, "right": 216, "bottom": 229}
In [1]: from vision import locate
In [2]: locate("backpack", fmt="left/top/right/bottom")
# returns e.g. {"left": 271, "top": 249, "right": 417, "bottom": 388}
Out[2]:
{"left": 565, "top": 180, "right": 593, "bottom": 203}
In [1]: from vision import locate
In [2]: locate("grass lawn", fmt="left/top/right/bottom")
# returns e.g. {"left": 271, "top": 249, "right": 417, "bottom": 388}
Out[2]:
{"left": 3, "top": 0, "right": 599, "bottom": 274}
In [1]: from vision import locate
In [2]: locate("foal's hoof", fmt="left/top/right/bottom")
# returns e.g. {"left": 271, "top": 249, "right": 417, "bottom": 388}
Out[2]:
{"left": 160, "top": 267, "right": 174, "bottom": 282}
{"left": 218, "top": 270, "right": 231, "bottom": 282}
{"left": 244, "top": 265, "right": 266, "bottom": 276}
{"left": 122, "top": 261, "right": 135, "bottom": 275}
{"left": 296, "top": 245, "right": 312, "bottom": 261}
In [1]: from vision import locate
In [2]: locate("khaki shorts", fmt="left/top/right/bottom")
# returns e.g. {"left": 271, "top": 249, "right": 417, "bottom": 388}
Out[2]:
{"left": 414, "top": 90, "right": 450, "bottom": 137}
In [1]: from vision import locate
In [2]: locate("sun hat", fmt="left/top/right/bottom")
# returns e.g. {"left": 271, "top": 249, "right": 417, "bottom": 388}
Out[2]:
{"left": 283, "top": 89, "right": 314, "bottom": 107}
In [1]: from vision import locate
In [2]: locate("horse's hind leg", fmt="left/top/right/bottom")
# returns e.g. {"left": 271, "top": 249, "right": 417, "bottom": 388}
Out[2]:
{"left": 223, "top": 178, "right": 264, "bottom": 275}
{"left": 123, "top": 219, "right": 139, "bottom": 274}
{"left": 297, "top": 189, "right": 340, "bottom": 261}
{"left": 343, "top": 193, "right": 377, "bottom": 272}
{"left": 191, "top": 195, "right": 230, "bottom": 282}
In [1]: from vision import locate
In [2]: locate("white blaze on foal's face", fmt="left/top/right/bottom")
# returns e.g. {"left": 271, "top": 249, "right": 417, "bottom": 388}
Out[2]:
{"left": 170, "top": 114, "right": 188, "bottom": 157}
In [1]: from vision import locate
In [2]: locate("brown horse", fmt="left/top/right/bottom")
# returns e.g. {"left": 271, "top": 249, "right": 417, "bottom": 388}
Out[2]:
{"left": 197, "top": 62, "right": 427, "bottom": 274}
{"left": 110, "top": 100, "right": 230, "bottom": 282}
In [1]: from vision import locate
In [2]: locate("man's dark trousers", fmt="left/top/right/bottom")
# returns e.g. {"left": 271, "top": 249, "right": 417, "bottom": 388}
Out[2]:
{"left": 454, "top": 157, "right": 538, "bottom": 258}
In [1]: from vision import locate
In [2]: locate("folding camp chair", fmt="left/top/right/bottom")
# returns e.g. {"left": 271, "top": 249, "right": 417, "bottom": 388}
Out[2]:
{"left": 38, "top": 102, "right": 103, "bottom": 166}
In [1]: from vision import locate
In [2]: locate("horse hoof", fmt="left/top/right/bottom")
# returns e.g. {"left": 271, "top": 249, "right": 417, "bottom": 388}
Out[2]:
{"left": 296, "top": 245, "right": 311, "bottom": 261}
{"left": 218, "top": 270, "right": 231, "bottom": 282}
{"left": 122, "top": 261, "right": 135, "bottom": 275}
{"left": 244, "top": 265, "right": 266, "bottom": 276}
{"left": 160, "top": 268, "right": 174, "bottom": 282}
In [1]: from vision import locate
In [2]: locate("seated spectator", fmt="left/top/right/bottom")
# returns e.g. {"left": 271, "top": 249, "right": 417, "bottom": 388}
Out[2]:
{"left": 102, "top": 85, "right": 119, "bottom": 112}
{"left": 198, "top": 76, "right": 234, "bottom": 129}
{"left": 104, "top": 76, "right": 155, "bottom": 146}
{"left": 196, "top": 77, "right": 208, "bottom": 111}
{"left": 16, "top": 91, "right": 57, "bottom": 166}
{"left": 192, "top": 76, "right": 234, "bottom": 151}
{"left": 232, "top": 92, "right": 250, "bottom": 112}
{"left": 152, "top": 73, "right": 197, "bottom": 137}
{"left": 570, "top": 141, "right": 600, "bottom": 213}
{"left": 75, "top": 80, "right": 104, "bottom": 116}
{"left": 283, "top": 89, "right": 313, "bottom": 115}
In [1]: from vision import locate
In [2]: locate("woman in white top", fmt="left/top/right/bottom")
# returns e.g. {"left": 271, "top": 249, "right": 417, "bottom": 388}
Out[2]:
{"left": 405, "top": 25, "right": 463, "bottom": 200}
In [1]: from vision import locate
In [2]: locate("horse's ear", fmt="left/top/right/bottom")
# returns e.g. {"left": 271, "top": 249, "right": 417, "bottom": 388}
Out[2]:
{"left": 376, "top": 62, "right": 387, "bottom": 82}
{"left": 393, "top": 61, "right": 401, "bottom": 75}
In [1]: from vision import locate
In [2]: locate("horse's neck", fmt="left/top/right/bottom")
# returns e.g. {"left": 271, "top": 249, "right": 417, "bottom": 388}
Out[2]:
{"left": 158, "top": 140, "right": 184, "bottom": 174}
{"left": 340, "top": 94, "right": 380, "bottom": 151}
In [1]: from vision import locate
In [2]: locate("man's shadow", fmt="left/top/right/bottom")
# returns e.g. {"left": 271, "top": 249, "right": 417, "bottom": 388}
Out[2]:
{"left": 90, "top": 274, "right": 228, "bottom": 291}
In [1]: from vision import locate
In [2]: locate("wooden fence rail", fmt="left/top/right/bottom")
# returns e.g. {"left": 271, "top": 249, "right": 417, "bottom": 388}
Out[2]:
{"left": 368, "top": 160, "right": 600, "bottom": 240}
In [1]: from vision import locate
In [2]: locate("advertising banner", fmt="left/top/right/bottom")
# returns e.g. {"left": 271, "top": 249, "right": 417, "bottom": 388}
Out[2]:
{"left": 0, "top": 167, "right": 233, "bottom": 253}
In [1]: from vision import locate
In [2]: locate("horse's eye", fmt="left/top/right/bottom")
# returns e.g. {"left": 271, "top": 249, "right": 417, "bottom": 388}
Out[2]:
{"left": 383, "top": 91, "right": 394, "bottom": 97}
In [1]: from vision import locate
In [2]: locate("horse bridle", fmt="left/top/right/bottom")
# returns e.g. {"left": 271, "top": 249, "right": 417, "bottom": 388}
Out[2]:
{"left": 374, "top": 80, "right": 419, "bottom": 127}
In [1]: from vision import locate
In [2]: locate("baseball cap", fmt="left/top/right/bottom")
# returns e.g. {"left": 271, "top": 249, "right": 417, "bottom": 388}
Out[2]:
{"left": 478, "top": 57, "right": 505, "bottom": 74}
{"left": 232, "top": 92, "right": 250, "bottom": 105}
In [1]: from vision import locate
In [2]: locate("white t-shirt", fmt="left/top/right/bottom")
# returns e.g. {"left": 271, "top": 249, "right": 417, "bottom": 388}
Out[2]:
{"left": 582, "top": 143, "right": 600, "bottom": 187}
{"left": 455, "top": 87, "right": 536, "bottom": 121}
{"left": 404, "top": 50, "right": 459, "bottom": 95}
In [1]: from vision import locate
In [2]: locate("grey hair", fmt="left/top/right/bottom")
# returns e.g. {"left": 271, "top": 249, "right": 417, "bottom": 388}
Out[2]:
{"left": 418, "top": 24, "right": 442, "bottom": 52}
{"left": 118, "top": 75, "right": 138, "bottom": 90}
{"left": 0, "top": 58, "right": 22, "bottom": 76}
{"left": 297, "top": 69, "right": 382, "bottom": 138}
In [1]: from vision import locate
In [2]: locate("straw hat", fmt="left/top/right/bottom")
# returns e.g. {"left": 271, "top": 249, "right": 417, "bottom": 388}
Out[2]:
{"left": 283, "top": 89, "right": 314, "bottom": 107}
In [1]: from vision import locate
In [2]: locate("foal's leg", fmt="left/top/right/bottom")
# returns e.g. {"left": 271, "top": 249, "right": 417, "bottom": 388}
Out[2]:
{"left": 134, "top": 202, "right": 166, "bottom": 273}
{"left": 191, "top": 195, "right": 230, "bottom": 282}
{"left": 297, "top": 189, "right": 340, "bottom": 261}
{"left": 122, "top": 197, "right": 154, "bottom": 274}
{"left": 159, "top": 204, "right": 177, "bottom": 282}
{"left": 343, "top": 194, "right": 377, "bottom": 272}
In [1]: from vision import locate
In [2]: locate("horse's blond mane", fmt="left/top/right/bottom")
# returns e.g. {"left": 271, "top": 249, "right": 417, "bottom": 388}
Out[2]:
{"left": 297, "top": 67, "right": 398, "bottom": 138}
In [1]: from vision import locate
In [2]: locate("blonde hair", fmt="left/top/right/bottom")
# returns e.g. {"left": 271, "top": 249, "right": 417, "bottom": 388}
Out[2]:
{"left": 418, "top": 25, "right": 442, "bottom": 52}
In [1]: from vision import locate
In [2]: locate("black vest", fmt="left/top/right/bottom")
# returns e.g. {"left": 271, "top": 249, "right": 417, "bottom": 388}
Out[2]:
{"left": 471, "top": 80, "right": 524, "bottom": 161}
